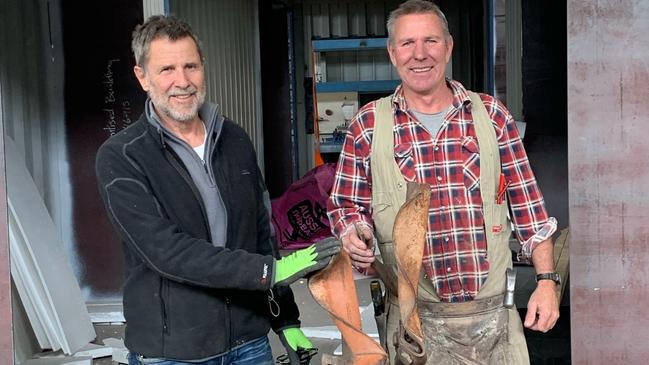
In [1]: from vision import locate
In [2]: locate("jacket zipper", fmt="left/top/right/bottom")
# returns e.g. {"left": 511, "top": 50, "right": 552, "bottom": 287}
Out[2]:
{"left": 162, "top": 146, "right": 212, "bottom": 239}
{"left": 225, "top": 296, "right": 232, "bottom": 348}
{"left": 211, "top": 160, "right": 230, "bottom": 243}
{"left": 160, "top": 278, "right": 170, "bottom": 335}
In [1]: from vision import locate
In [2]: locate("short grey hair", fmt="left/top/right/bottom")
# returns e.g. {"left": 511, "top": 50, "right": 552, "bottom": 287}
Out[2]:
{"left": 387, "top": 0, "right": 451, "bottom": 44}
{"left": 131, "top": 15, "right": 204, "bottom": 69}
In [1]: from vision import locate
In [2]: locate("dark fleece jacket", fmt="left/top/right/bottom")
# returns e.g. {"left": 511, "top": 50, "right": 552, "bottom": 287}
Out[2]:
{"left": 95, "top": 112, "right": 299, "bottom": 360}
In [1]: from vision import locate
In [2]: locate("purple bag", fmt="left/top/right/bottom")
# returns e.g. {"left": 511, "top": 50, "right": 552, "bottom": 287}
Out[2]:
{"left": 271, "top": 163, "right": 336, "bottom": 250}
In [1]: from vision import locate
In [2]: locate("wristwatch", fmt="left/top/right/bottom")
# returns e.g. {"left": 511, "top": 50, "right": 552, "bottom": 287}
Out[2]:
{"left": 535, "top": 272, "right": 561, "bottom": 285}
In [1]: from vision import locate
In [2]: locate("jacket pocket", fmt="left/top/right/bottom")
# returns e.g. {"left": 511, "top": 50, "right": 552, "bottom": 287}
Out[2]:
{"left": 159, "top": 278, "right": 170, "bottom": 335}
{"left": 461, "top": 136, "right": 480, "bottom": 192}
{"left": 494, "top": 196, "right": 511, "bottom": 233}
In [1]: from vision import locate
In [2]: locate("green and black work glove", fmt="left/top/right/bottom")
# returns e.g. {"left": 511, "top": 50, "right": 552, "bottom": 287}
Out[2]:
{"left": 273, "top": 237, "right": 340, "bottom": 286}
{"left": 277, "top": 327, "right": 318, "bottom": 364}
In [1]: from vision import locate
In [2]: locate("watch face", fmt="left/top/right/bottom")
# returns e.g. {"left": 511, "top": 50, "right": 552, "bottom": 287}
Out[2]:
{"left": 551, "top": 273, "right": 561, "bottom": 284}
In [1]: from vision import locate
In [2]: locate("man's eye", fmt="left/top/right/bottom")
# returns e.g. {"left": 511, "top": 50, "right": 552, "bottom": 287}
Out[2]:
{"left": 402, "top": 41, "right": 413, "bottom": 47}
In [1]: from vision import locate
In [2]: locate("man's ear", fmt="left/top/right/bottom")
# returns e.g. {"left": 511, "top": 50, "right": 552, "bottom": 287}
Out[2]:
{"left": 133, "top": 65, "right": 149, "bottom": 92}
{"left": 387, "top": 42, "right": 397, "bottom": 67}
{"left": 445, "top": 35, "right": 454, "bottom": 64}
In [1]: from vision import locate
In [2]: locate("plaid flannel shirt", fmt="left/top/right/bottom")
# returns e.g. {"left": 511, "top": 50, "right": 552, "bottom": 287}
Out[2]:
{"left": 327, "top": 80, "right": 556, "bottom": 302}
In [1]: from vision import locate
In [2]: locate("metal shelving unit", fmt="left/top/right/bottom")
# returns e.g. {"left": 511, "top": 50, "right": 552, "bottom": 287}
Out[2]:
{"left": 312, "top": 37, "right": 399, "bottom": 156}
{"left": 312, "top": 37, "right": 388, "bottom": 51}
{"left": 313, "top": 37, "right": 400, "bottom": 94}
{"left": 315, "top": 80, "right": 400, "bottom": 93}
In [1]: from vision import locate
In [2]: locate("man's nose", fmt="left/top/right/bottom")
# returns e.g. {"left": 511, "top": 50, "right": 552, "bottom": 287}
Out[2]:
{"left": 414, "top": 41, "right": 427, "bottom": 60}
{"left": 173, "top": 69, "right": 191, "bottom": 88}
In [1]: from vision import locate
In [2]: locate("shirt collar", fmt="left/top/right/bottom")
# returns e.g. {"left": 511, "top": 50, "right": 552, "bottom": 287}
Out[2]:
{"left": 390, "top": 78, "right": 473, "bottom": 113}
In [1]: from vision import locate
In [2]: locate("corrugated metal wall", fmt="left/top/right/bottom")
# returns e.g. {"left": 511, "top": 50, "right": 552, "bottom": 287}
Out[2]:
{"left": 169, "top": 0, "right": 264, "bottom": 163}
{"left": 300, "top": 0, "right": 400, "bottom": 78}
{"left": 143, "top": 0, "right": 166, "bottom": 18}
{"left": 505, "top": 0, "right": 522, "bottom": 121}
{"left": 301, "top": 0, "right": 402, "bottom": 39}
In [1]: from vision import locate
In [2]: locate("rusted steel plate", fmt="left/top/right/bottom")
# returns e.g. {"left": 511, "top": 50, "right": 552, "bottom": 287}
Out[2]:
{"left": 0, "top": 100, "right": 12, "bottom": 363}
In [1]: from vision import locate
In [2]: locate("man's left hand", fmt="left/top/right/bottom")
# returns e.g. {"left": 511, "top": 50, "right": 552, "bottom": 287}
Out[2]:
{"left": 279, "top": 327, "right": 315, "bottom": 364}
{"left": 524, "top": 280, "right": 560, "bottom": 332}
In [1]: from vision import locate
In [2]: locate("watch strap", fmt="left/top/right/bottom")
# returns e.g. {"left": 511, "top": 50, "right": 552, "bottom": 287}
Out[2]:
{"left": 536, "top": 272, "right": 561, "bottom": 284}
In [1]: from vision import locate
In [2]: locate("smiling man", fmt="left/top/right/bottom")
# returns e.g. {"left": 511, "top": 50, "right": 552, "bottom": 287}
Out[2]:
{"left": 327, "top": 1, "right": 559, "bottom": 364}
{"left": 95, "top": 15, "right": 340, "bottom": 365}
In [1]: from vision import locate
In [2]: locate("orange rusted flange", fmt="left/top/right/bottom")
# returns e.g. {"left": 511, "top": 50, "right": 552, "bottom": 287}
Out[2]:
{"left": 393, "top": 182, "right": 430, "bottom": 365}
{"left": 309, "top": 250, "right": 387, "bottom": 365}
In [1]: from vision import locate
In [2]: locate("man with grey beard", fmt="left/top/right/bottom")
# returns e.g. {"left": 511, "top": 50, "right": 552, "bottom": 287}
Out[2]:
{"left": 95, "top": 15, "right": 338, "bottom": 365}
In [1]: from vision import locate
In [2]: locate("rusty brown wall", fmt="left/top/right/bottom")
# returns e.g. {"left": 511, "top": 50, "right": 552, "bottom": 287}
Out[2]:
{"left": 568, "top": 1, "right": 649, "bottom": 363}
{"left": 0, "top": 99, "right": 12, "bottom": 363}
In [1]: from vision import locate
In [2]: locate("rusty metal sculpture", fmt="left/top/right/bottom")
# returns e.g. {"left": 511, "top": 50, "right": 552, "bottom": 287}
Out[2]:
{"left": 309, "top": 249, "right": 388, "bottom": 364}
{"left": 309, "top": 182, "right": 430, "bottom": 365}
{"left": 392, "top": 183, "right": 429, "bottom": 365}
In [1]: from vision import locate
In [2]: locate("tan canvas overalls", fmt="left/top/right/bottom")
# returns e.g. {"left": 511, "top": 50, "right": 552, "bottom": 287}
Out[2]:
{"left": 370, "top": 93, "right": 529, "bottom": 365}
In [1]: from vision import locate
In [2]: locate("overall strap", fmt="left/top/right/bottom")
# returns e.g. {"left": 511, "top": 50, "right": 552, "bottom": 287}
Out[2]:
{"left": 467, "top": 91, "right": 512, "bottom": 300}
{"left": 467, "top": 91, "right": 502, "bottom": 242}
{"left": 370, "top": 96, "right": 407, "bottom": 246}
{"left": 371, "top": 96, "right": 438, "bottom": 301}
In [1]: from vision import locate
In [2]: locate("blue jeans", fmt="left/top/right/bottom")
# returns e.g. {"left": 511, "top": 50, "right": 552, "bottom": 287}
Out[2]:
{"left": 128, "top": 336, "right": 274, "bottom": 365}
